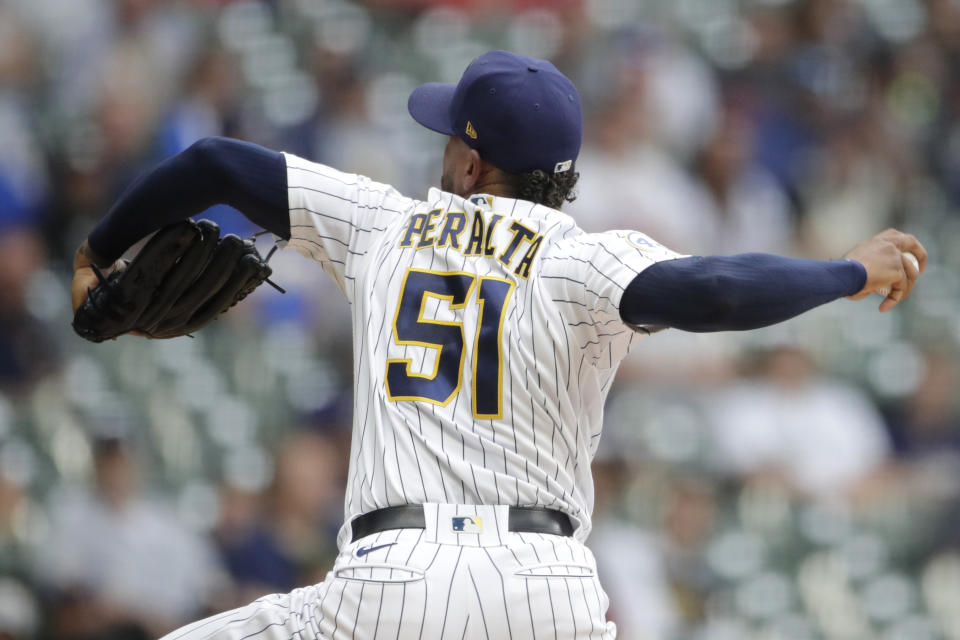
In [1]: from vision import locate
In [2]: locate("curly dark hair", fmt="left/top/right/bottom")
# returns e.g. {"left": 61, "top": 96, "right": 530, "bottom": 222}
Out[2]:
{"left": 503, "top": 166, "right": 579, "bottom": 210}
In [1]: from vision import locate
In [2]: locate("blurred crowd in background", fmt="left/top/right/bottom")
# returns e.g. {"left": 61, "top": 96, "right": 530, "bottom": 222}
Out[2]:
{"left": 0, "top": 0, "right": 959, "bottom": 638}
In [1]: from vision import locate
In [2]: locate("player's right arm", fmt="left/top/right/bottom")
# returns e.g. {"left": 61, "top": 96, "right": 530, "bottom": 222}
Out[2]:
{"left": 619, "top": 229, "right": 926, "bottom": 331}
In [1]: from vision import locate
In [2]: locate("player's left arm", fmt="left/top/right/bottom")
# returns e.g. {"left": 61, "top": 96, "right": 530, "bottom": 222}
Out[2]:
{"left": 73, "top": 137, "right": 288, "bottom": 311}
{"left": 85, "top": 138, "right": 289, "bottom": 259}
{"left": 620, "top": 229, "right": 926, "bottom": 332}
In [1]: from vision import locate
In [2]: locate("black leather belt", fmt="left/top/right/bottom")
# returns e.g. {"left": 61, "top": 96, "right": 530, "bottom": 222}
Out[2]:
{"left": 350, "top": 505, "right": 574, "bottom": 542}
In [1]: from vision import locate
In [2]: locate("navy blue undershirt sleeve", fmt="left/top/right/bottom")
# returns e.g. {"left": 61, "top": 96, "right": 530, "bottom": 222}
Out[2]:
{"left": 619, "top": 254, "right": 867, "bottom": 332}
{"left": 87, "top": 137, "right": 290, "bottom": 262}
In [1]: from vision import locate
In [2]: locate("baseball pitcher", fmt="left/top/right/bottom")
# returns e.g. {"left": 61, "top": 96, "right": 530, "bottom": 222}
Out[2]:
{"left": 72, "top": 51, "right": 925, "bottom": 639}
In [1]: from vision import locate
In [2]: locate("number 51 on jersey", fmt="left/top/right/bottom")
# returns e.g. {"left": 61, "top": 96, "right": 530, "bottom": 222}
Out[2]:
{"left": 385, "top": 268, "right": 515, "bottom": 419}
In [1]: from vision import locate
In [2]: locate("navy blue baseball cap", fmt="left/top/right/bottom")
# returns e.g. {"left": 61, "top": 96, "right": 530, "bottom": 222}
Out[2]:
{"left": 408, "top": 50, "right": 582, "bottom": 175}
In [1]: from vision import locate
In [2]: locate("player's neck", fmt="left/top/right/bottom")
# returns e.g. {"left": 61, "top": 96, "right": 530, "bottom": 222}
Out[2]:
{"left": 464, "top": 174, "right": 514, "bottom": 200}
{"left": 465, "top": 186, "right": 511, "bottom": 200}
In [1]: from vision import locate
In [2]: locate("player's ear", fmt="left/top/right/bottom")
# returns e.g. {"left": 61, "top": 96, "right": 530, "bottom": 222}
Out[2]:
{"left": 461, "top": 148, "right": 483, "bottom": 193}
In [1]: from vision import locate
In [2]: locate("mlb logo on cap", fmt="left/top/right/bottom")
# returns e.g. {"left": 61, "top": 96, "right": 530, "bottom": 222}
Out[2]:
{"left": 408, "top": 50, "right": 582, "bottom": 175}
{"left": 451, "top": 516, "right": 483, "bottom": 533}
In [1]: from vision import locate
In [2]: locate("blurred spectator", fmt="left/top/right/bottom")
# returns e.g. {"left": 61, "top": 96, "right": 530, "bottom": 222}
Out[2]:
{"left": 8, "top": 0, "right": 197, "bottom": 114}
{"left": 0, "top": 460, "right": 35, "bottom": 587}
{"left": 886, "top": 350, "right": 960, "bottom": 459}
{"left": 156, "top": 44, "right": 241, "bottom": 159}
{"left": 0, "top": 228, "right": 60, "bottom": 393}
{"left": 883, "top": 351, "right": 960, "bottom": 553}
{"left": 571, "top": 35, "right": 794, "bottom": 257}
{"left": 50, "top": 46, "right": 172, "bottom": 257}
{"left": 0, "top": 5, "right": 49, "bottom": 232}
{"left": 656, "top": 477, "right": 720, "bottom": 629}
{"left": 0, "top": 101, "right": 49, "bottom": 232}
{"left": 749, "top": 0, "right": 865, "bottom": 206}
{"left": 0, "top": 460, "right": 43, "bottom": 640}
{"left": 214, "top": 484, "right": 292, "bottom": 604}
{"left": 710, "top": 345, "right": 891, "bottom": 497}
{"left": 589, "top": 451, "right": 680, "bottom": 640}
{"left": 569, "top": 42, "right": 709, "bottom": 253}
{"left": 688, "top": 102, "right": 795, "bottom": 255}
{"left": 0, "top": 578, "right": 39, "bottom": 640}
{"left": 35, "top": 0, "right": 201, "bottom": 255}
{"left": 216, "top": 429, "right": 345, "bottom": 601}
{"left": 305, "top": 50, "right": 410, "bottom": 194}
{"left": 38, "top": 437, "right": 227, "bottom": 638}
{"left": 155, "top": 44, "right": 255, "bottom": 237}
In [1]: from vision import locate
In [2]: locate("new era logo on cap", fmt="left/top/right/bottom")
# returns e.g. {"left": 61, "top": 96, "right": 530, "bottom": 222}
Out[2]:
{"left": 407, "top": 50, "right": 582, "bottom": 175}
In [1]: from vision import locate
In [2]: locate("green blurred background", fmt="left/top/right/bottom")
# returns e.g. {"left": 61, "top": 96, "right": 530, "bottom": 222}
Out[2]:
{"left": 0, "top": 0, "right": 959, "bottom": 638}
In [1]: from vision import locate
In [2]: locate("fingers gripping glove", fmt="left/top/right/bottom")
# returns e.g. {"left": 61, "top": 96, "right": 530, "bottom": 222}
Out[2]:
{"left": 72, "top": 219, "right": 281, "bottom": 342}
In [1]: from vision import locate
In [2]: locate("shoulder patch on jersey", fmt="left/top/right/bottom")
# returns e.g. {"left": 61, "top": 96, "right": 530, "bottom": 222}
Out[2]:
{"left": 626, "top": 232, "right": 663, "bottom": 251}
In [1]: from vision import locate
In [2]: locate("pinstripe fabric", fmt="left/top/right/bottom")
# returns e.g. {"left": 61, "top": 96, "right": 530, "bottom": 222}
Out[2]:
{"left": 162, "top": 155, "right": 682, "bottom": 639}
{"left": 282, "top": 155, "right": 681, "bottom": 547}
{"left": 162, "top": 524, "right": 616, "bottom": 640}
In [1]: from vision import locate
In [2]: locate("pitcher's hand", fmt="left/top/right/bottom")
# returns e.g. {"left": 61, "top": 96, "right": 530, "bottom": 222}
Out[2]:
{"left": 843, "top": 229, "right": 926, "bottom": 312}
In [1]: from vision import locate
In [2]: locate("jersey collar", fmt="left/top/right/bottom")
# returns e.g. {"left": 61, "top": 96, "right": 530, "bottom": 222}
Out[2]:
{"left": 427, "top": 188, "right": 498, "bottom": 211}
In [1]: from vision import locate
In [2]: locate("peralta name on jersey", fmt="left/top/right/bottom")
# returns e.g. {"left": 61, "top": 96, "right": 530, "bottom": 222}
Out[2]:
{"left": 398, "top": 208, "right": 543, "bottom": 279}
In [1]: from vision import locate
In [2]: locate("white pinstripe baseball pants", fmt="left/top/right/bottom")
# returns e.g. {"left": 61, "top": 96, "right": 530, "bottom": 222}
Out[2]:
{"left": 162, "top": 505, "right": 616, "bottom": 640}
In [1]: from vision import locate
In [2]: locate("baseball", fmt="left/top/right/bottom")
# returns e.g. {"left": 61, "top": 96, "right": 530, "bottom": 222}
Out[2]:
{"left": 876, "top": 251, "right": 919, "bottom": 297}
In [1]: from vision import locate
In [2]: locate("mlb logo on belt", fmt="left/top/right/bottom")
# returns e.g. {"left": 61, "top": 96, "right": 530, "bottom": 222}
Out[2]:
{"left": 451, "top": 516, "right": 483, "bottom": 533}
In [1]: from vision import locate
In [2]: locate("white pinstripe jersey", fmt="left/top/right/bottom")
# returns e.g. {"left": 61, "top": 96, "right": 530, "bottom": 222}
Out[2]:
{"left": 282, "top": 153, "right": 681, "bottom": 548}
